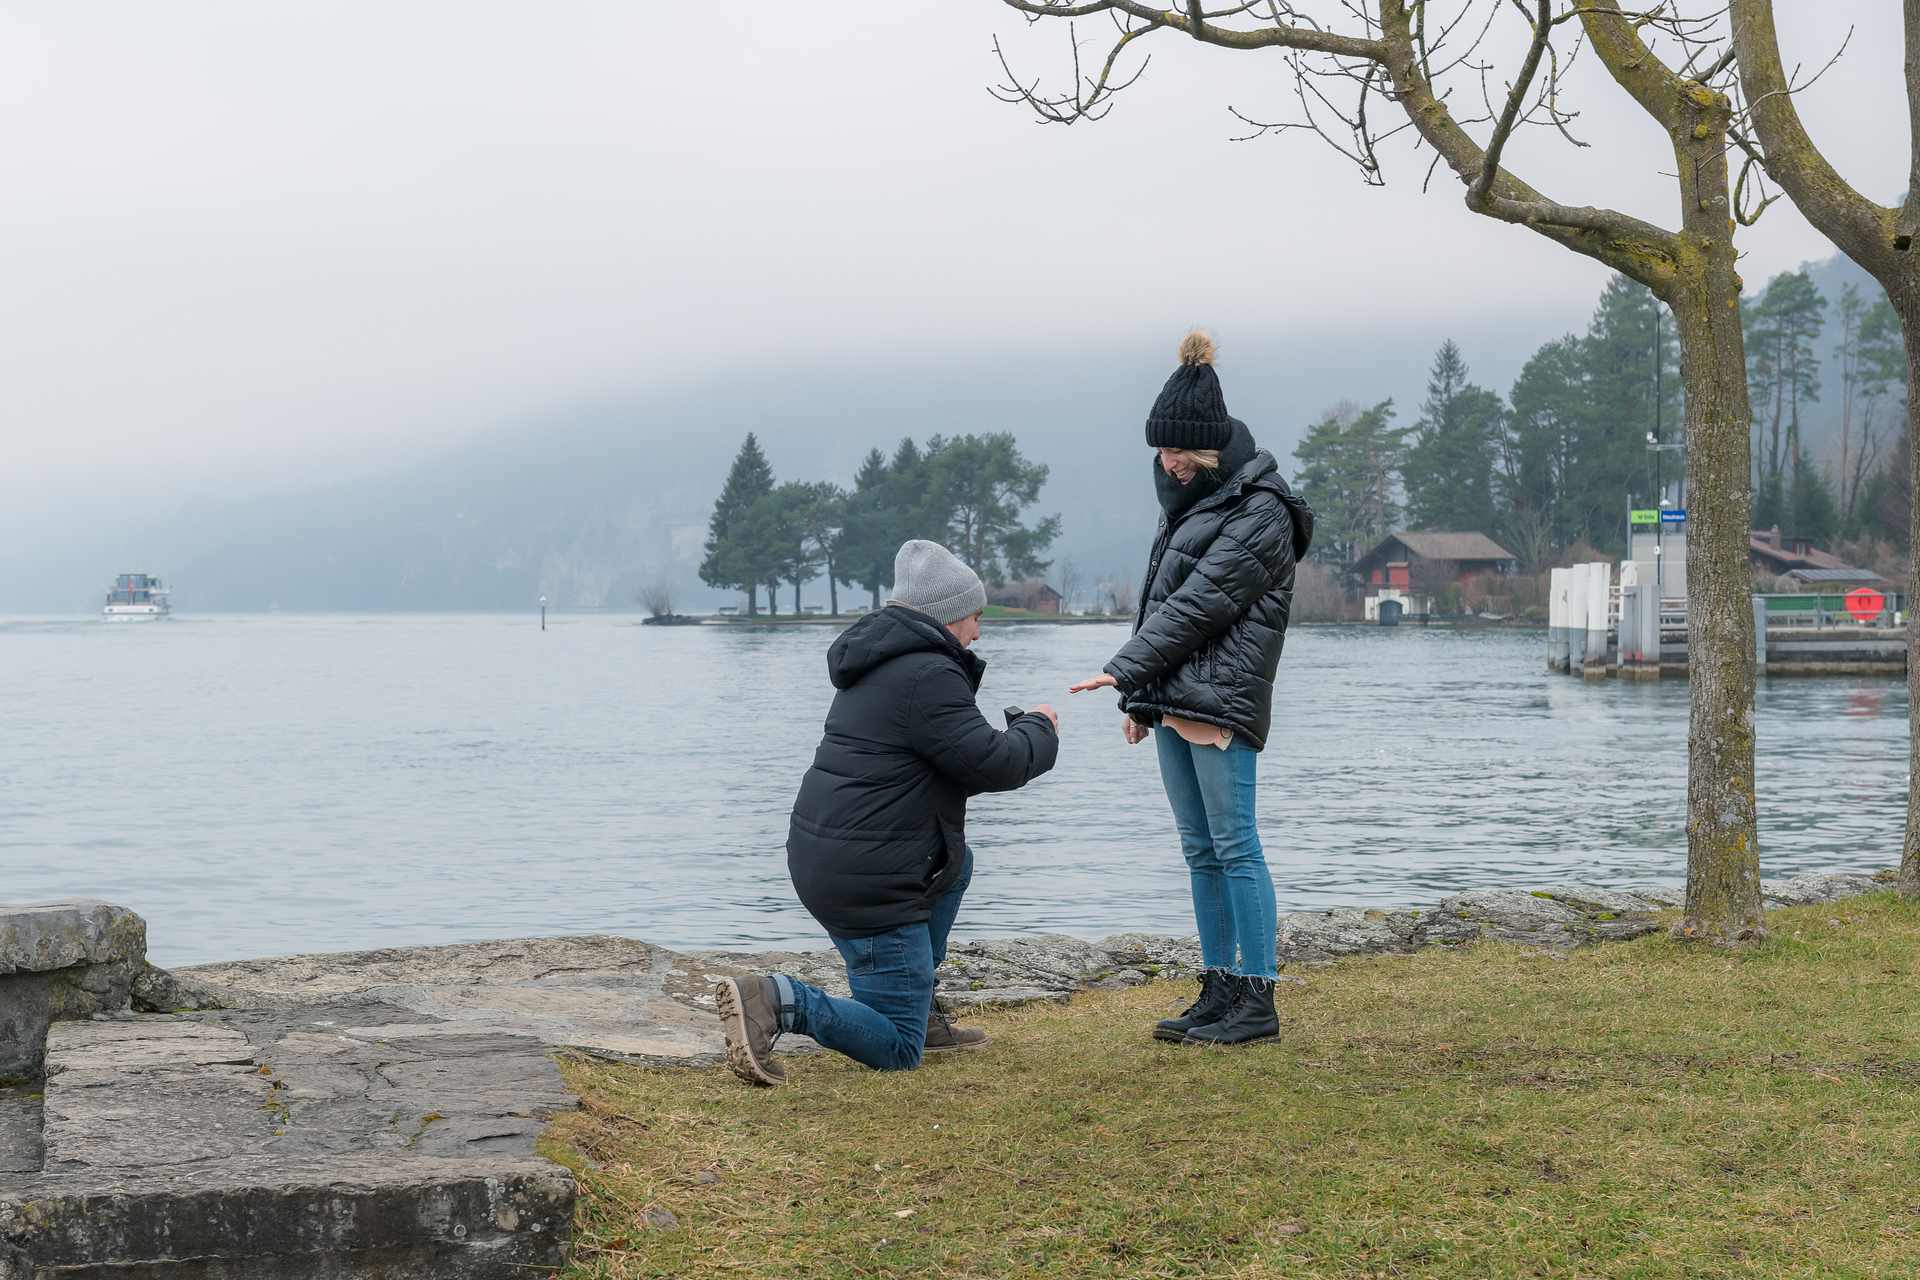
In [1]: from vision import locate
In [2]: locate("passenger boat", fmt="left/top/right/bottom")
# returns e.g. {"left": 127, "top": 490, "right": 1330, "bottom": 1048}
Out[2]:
{"left": 103, "top": 573, "right": 171, "bottom": 620}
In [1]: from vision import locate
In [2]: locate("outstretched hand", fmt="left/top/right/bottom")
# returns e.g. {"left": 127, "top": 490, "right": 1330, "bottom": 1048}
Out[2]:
{"left": 1068, "top": 673, "right": 1119, "bottom": 694}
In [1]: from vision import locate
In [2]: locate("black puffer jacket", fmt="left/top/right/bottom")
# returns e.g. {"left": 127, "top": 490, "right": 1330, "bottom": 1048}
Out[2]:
{"left": 1104, "top": 421, "right": 1315, "bottom": 751}
{"left": 788, "top": 606, "right": 1059, "bottom": 938}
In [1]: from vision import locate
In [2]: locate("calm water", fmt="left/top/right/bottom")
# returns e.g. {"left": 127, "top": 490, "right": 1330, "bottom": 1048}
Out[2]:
{"left": 1, "top": 614, "right": 1907, "bottom": 967}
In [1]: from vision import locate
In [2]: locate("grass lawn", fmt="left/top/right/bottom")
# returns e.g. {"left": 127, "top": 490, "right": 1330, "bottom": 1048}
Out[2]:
{"left": 544, "top": 895, "right": 1920, "bottom": 1278}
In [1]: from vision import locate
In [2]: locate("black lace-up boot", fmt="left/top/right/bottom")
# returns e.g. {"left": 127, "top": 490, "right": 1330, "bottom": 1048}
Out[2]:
{"left": 1153, "top": 968, "right": 1235, "bottom": 1043}
{"left": 1182, "top": 974, "right": 1279, "bottom": 1046}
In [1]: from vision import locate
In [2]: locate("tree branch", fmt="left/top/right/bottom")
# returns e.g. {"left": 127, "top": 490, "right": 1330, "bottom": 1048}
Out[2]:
{"left": 1001, "top": 0, "right": 1385, "bottom": 58}
{"left": 1470, "top": 0, "right": 1555, "bottom": 209}
{"left": 1727, "top": 0, "right": 1892, "bottom": 269}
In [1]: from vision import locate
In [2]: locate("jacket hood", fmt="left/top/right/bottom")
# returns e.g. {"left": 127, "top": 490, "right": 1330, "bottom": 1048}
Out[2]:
{"left": 827, "top": 605, "right": 985, "bottom": 691}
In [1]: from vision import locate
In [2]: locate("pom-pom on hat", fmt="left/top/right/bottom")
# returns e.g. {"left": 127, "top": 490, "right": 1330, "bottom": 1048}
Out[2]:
{"left": 1145, "top": 329, "right": 1232, "bottom": 450}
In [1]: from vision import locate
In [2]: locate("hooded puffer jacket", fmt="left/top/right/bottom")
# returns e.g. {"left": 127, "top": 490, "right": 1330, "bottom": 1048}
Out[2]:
{"left": 1103, "top": 421, "right": 1315, "bottom": 751}
{"left": 788, "top": 605, "right": 1059, "bottom": 938}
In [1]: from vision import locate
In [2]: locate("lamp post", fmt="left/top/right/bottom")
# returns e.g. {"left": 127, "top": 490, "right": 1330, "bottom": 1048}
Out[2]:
{"left": 539, "top": 595, "right": 547, "bottom": 632}
{"left": 1645, "top": 434, "right": 1685, "bottom": 603}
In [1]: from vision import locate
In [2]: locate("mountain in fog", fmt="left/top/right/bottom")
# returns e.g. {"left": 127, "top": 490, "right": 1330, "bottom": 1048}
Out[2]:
{"left": 12, "top": 312, "right": 1571, "bottom": 613}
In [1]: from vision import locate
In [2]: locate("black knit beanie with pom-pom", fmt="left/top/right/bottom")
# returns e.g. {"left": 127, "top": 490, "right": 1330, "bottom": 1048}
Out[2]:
{"left": 1145, "top": 330, "right": 1232, "bottom": 450}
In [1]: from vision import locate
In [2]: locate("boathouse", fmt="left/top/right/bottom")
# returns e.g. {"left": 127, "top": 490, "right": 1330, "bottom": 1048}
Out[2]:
{"left": 1351, "top": 531, "right": 1518, "bottom": 621}
{"left": 986, "top": 581, "right": 1063, "bottom": 614}
{"left": 1748, "top": 528, "right": 1889, "bottom": 590}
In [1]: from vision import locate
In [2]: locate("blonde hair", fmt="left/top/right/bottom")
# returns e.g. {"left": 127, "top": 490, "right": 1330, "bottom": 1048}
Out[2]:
{"left": 1161, "top": 447, "right": 1221, "bottom": 473}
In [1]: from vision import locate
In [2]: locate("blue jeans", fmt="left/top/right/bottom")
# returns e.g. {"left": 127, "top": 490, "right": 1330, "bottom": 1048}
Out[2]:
{"left": 1154, "top": 728, "right": 1277, "bottom": 978}
{"left": 773, "top": 848, "right": 972, "bottom": 1071}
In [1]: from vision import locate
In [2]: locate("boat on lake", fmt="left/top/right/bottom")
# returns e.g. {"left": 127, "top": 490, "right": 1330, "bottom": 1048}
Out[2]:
{"left": 103, "top": 573, "right": 171, "bottom": 620}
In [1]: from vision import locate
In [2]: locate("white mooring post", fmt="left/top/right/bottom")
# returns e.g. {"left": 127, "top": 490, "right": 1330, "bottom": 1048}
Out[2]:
{"left": 1566, "top": 564, "right": 1589, "bottom": 676}
{"left": 1754, "top": 595, "right": 1768, "bottom": 674}
{"left": 1584, "top": 561, "right": 1611, "bottom": 677}
{"left": 1548, "top": 567, "right": 1569, "bottom": 672}
{"left": 1641, "top": 576, "right": 1662, "bottom": 678}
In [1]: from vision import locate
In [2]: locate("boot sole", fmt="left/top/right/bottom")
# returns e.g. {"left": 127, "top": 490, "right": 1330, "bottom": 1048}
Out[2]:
{"left": 1180, "top": 1031, "right": 1281, "bottom": 1047}
{"left": 1152, "top": 1025, "right": 1195, "bottom": 1043}
{"left": 714, "top": 978, "right": 785, "bottom": 1087}
{"left": 922, "top": 1034, "right": 991, "bottom": 1054}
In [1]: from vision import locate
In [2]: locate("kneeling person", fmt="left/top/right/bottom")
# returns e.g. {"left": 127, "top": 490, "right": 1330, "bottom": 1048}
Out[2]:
{"left": 717, "top": 540, "right": 1060, "bottom": 1086}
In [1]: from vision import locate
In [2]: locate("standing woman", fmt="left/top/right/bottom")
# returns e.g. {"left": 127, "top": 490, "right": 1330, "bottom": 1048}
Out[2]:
{"left": 1070, "top": 330, "right": 1313, "bottom": 1046}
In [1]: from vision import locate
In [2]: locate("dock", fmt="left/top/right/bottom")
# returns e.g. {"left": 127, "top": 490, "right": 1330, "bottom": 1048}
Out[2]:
{"left": 1547, "top": 563, "right": 1907, "bottom": 679}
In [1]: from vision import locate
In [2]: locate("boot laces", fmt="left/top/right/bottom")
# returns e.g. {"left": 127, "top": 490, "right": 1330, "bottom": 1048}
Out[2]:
{"left": 1181, "top": 969, "right": 1227, "bottom": 1018}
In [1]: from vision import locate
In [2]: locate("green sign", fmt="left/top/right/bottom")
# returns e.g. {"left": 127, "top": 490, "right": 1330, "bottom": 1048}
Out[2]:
{"left": 1629, "top": 509, "right": 1659, "bottom": 525}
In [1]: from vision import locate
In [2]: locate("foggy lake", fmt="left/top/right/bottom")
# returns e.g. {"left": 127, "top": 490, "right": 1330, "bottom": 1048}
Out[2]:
{"left": 3, "top": 614, "right": 1906, "bottom": 968}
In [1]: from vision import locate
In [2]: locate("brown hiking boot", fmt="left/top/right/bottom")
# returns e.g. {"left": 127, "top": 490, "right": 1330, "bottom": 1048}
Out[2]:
{"left": 923, "top": 1005, "right": 989, "bottom": 1054}
{"left": 715, "top": 976, "right": 788, "bottom": 1086}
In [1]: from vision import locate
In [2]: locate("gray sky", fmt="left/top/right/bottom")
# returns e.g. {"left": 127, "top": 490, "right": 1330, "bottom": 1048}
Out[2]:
{"left": 0, "top": 1, "right": 1905, "bottom": 520}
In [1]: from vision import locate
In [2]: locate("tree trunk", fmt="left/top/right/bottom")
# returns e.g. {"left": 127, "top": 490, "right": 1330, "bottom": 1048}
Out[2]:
{"left": 1672, "top": 269, "right": 1768, "bottom": 942}
{"left": 792, "top": 577, "right": 801, "bottom": 615}
{"left": 1901, "top": 289, "right": 1920, "bottom": 896}
{"left": 828, "top": 564, "right": 839, "bottom": 617}
{"left": 747, "top": 583, "right": 758, "bottom": 617}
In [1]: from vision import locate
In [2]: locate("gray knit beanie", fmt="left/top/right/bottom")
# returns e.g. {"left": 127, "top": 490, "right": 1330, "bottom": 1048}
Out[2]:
{"left": 886, "top": 540, "right": 987, "bottom": 624}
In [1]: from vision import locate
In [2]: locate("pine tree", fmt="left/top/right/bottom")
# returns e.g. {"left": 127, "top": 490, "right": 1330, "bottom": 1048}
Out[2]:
{"left": 1501, "top": 335, "right": 1585, "bottom": 567}
{"left": 1743, "top": 269, "right": 1825, "bottom": 529}
{"left": 838, "top": 448, "right": 894, "bottom": 610}
{"left": 756, "top": 483, "right": 828, "bottom": 615}
{"left": 1570, "top": 276, "right": 1680, "bottom": 550}
{"left": 920, "top": 433, "right": 1060, "bottom": 583}
{"left": 1293, "top": 399, "right": 1404, "bottom": 565}
{"left": 1402, "top": 340, "right": 1502, "bottom": 535}
{"left": 699, "top": 434, "right": 775, "bottom": 615}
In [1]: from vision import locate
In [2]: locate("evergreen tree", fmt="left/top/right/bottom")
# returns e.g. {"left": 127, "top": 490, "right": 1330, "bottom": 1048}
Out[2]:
{"left": 1787, "top": 444, "right": 1839, "bottom": 546}
{"left": 1501, "top": 335, "right": 1585, "bottom": 567}
{"left": 837, "top": 448, "right": 895, "bottom": 610}
{"left": 1402, "top": 340, "right": 1502, "bottom": 535}
{"left": 1847, "top": 296, "right": 1907, "bottom": 536}
{"left": 798, "top": 482, "right": 849, "bottom": 616}
{"left": 919, "top": 433, "right": 1060, "bottom": 583}
{"left": 885, "top": 437, "right": 936, "bottom": 552}
{"left": 1743, "top": 269, "right": 1825, "bottom": 525}
{"left": 698, "top": 434, "right": 775, "bottom": 615}
{"left": 755, "top": 482, "right": 828, "bottom": 615}
{"left": 1292, "top": 399, "right": 1404, "bottom": 565}
{"left": 1568, "top": 276, "right": 1680, "bottom": 550}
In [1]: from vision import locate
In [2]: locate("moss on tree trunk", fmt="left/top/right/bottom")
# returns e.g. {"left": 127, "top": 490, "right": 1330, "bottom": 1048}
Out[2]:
{"left": 1671, "top": 263, "right": 1766, "bottom": 942}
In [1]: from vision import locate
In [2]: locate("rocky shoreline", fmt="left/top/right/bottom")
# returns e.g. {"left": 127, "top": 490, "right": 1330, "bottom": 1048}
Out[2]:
{"left": 1, "top": 866, "right": 1896, "bottom": 1278}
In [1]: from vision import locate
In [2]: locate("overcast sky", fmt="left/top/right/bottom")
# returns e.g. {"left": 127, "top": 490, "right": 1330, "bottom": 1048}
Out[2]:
{"left": 0, "top": 1, "right": 1904, "bottom": 521}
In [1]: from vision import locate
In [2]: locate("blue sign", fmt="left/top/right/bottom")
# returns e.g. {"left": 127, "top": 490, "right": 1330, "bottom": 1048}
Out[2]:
{"left": 1660, "top": 508, "right": 1687, "bottom": 524}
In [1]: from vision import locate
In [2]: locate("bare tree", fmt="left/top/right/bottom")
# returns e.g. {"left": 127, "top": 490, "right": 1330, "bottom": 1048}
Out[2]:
{"left": 1727, "top": 2, "right": 1919, "bottom": 895}
{"left": 1056, "top": 555, "right": 1083, "bottom": 614}
{"left": 640, "top": 582, "right": 674, "bottom": 619}
{"left": 989, "top": 0, "right": 1764, "bottom": 941}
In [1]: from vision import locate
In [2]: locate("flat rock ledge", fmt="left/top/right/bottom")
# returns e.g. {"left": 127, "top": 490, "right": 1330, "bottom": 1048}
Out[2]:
{"left": 0, "top": 868, "right": 1890, "bottom": 1278}
{"left": 171, "top": 869, "right": 1894, "bottom": 1061}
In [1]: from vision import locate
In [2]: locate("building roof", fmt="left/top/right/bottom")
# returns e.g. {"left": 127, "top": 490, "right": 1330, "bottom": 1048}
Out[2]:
{"left": 1749, "top": 533, "right": 1882, "bottom": 581}
{"left": 1784, "top": 567, "right": 1889, "bottom": 585}
{"left": 1351, "top": 531, "right": 1518, "bottom": 574}
{"left": 1393, "top": 532, "right": 1518, "bottom": 562}
{"left": 986, "top": 580, "right": 1061, "bottom": 602}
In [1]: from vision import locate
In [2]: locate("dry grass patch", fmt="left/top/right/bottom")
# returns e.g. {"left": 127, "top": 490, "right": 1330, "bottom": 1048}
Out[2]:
{"left": 544, "top": 895, "right": 1920, "bottom": 1278}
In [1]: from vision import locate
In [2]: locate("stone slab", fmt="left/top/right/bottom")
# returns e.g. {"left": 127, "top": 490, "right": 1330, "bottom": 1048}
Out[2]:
{"left": 2, "top": 1003, "right": 580, "bottom": 1277}
{"left": 1, "top": 1153, "right": 572, "bottom": 1280}
{"left": 0, "top": 1088, "right": 39, "bottom": 1177}
{"left": 0, "top": 903, "right": 148, "bottom": 1078}
{"left": 0, "top": 903, "right": 145, "bottom": 977}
